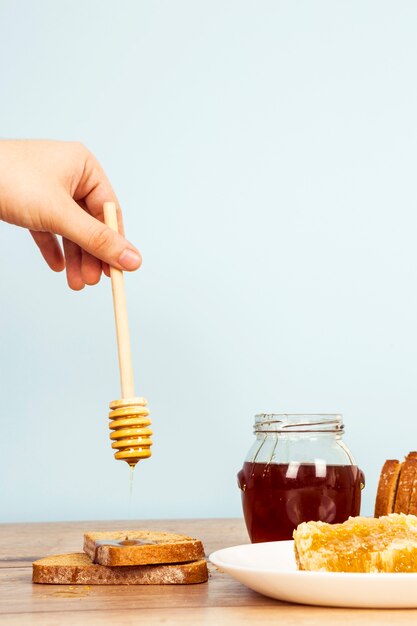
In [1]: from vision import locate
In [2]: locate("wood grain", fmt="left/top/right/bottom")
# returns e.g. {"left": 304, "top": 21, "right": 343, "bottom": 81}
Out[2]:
{"left": 1, "top": 519, "right": 417, "bottom": 625}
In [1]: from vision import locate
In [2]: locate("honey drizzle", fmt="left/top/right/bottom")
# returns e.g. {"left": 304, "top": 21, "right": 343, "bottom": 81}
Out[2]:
{"left": 92, "top": 537, "right": 158, "bottom": 564}
{"left": 128, "top": 464, "right": 135, "bottom": 519}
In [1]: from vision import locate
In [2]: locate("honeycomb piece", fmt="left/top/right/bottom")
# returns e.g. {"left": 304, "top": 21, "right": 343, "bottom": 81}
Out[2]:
{"left": 293, "top": 513, "right": 417, "bottom": 573}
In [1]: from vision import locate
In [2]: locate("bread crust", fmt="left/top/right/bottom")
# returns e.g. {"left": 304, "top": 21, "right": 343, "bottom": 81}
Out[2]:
{"left": 32, "top": 553, "right": 208, "bottom": 585}
{"left": 394, "top": 458, "right": 417, "bottom": 514}
{"left": 409, "top": 456, "right": 417, "bottom": 514}
{"left": 409, "top": 481, "right": 417, "bottom": 515}
{"left": 374, "top": 460, "right": 401, "bottom": 517}
{"left": 83, "top": 530, "right": 205, "bottom": 566}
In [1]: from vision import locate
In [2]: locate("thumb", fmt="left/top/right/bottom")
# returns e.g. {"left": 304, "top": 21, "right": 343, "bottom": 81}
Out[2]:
{"left": 58, "top": 199, "right": 142, "bottom": 270}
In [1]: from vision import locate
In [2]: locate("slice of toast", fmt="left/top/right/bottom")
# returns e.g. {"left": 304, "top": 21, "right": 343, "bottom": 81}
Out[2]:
{"left": 293, "top": 513, "right": 417, "bottom": 573}
{"left": 406, "top": 452, "right": 417, "bottom": 515}
{"left": 406, "top": 453, "right": 417, "bottom": 514}
{"left": 32, "top": 553, "right": 208, "bottom": 585}
{"left": 374, "top": 460, "right": 402, "bottom": 517}
{"left": 394, "top": 458, "right": 417, "bottom": 514}
{"left": 409, "top": 481, "right": 417, "bottom": 515}
{"left": 83, "top": 530, "right": 205, "bottom": 567}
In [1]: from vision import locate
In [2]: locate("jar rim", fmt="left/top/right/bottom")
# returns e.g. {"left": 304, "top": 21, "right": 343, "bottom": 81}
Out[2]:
{"left": 254, "top": 413, "right": 344, "bottom": 433}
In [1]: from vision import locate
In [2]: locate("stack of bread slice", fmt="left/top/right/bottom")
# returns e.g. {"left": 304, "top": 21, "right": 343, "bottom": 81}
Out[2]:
{"left": 33, "top": 530, "right": 208, "bottom": 585}
{"left": 374, "top": 451, "right": 417, "bottom": 517}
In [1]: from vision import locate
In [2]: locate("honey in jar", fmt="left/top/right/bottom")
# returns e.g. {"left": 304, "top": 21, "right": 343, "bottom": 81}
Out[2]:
{"left": 237, "top": 414, "right": 365, "bottom": 543}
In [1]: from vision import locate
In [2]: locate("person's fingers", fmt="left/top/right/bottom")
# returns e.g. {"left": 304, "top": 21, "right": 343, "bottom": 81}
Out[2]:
{"left": 58, "top": 197, "right": 141, "bottom": 271}
{"left": 81, "top": 250, "right": 102, "bottom": 286}
{"left": 30, "top": 231, "right": 65, "bottom": 272}
{"left": 73, "top": 153, "right": 125, "bottom": 236}
{"left": 102, "top": 262, "right": 110, "bottom": 277}
{"left": 62, "top": 237, "right": 85, "bottom": 290}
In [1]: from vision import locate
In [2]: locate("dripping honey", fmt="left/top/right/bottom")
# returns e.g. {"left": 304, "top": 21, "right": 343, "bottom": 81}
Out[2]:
{"left": 92, "top": 537, "right": 158, "bottom": 564}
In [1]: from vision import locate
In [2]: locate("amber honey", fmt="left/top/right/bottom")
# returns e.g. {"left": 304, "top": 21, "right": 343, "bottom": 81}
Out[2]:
{"left": 92, "top": 538, "right": 158, "bottom": 563}
{"left": 237, "top": 461, "right": 364, "bottom": 543}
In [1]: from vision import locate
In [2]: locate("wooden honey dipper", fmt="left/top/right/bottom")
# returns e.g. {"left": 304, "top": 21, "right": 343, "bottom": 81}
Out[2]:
{"left": 103, "top": 201, "right": 152, "bottom": 468}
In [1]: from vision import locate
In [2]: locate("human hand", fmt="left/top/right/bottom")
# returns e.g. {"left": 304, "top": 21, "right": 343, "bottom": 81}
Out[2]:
{"left": 0, "top": 139, "right": 142, "bottom": 290}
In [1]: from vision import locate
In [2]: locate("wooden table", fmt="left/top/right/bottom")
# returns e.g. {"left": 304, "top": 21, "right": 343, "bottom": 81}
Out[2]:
{"left": 1, "top": 518, "right": 417, "bottom": 625}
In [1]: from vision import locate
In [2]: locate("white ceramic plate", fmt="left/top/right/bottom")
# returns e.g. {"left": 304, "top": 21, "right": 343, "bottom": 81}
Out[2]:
{"left": 209, "top": 540, "right": 417, "bottom": 608}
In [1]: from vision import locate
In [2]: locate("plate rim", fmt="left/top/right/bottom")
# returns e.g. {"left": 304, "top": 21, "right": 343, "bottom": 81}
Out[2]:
{"left": 209, "top": 540, "right": 417, "bottom": 579}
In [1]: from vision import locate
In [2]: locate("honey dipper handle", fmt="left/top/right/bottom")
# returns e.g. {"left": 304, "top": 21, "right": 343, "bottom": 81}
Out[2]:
{"left": 103, "top": 201, "right": 135, "bottom": 398}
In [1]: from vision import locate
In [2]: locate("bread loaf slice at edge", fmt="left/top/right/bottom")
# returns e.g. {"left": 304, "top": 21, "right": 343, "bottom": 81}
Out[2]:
{"left": 374, "top": 460, "right": 401, "bottom": 517}
{"left": 32, "top": 553, "right": 208, "bottom": 585}
{"left": 83, "top": 529, "right": 205, "bottom": 567}
{"left": 406, "top": 453, "right": 417, "bottom": 514}
{"left": 394, "top": 458, "right": 417, "bottom": 514}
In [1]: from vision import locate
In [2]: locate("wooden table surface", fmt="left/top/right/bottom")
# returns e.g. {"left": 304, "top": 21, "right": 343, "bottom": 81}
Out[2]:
{"left": 1, "top": 518, "right": 417, "bottom": 625}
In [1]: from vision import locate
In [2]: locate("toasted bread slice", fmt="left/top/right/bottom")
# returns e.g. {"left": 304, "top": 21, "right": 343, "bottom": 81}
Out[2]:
{"left": 293, "top": 513, "right": 417, "bottom": 573}
{"left": 83, "top": 530, "right": 205, "bottom": 567}
{"left": 409, "top": 481, "right": 417, "bottom": 516}
{"left": 32, "top": 553, "right": 208, "bottom": 585}
{"left": 407, "top": 453, "right": 417, "bottom": 514}
{"left": 394, "top": 458, "right": 417, "bottom": 514}
{"left": 374, "top": 459, "right": 401, "bottom": 517}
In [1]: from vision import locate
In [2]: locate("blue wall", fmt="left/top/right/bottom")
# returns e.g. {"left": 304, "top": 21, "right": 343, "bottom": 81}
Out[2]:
{"left": 1, "top": 0, "right": 417, "bottom": 522}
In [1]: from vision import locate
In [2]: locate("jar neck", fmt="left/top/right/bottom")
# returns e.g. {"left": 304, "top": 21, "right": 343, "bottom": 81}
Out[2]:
{"left": 254, "top": 413, "right": 344, "bottom": 435}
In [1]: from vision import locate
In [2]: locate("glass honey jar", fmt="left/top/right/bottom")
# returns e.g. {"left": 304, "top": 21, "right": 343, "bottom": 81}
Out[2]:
{"left": 237, "top": 414, "right": 365, "bottom": 543}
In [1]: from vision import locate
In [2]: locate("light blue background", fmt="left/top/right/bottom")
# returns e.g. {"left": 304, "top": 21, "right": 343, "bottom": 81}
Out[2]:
{"left": 1, "top": 0, "right": 417, "bottom": 523}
